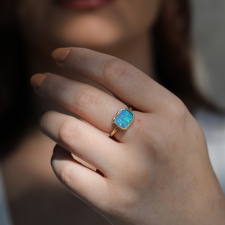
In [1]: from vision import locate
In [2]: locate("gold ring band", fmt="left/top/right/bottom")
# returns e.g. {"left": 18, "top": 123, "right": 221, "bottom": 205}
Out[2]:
{"left": 109, "top": 107, "right": 134, "bottom": 138}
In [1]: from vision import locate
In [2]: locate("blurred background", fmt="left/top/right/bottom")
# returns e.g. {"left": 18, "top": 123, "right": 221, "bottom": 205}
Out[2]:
{"left": 192, "top": 0, "right": 225, "bottom": 108}
{"left": 1, "top": 1, "right": 225, "bottom": 224}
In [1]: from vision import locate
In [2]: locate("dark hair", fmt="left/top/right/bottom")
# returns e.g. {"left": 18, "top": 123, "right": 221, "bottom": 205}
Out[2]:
{"left": 0, "top": 0, "right": 217, "bottom": 159}
{"left": 153, "top": 0, "right": 217, "bottom": 111}
{"left": 0, "top": 1, "right": 34, "bottom": 159}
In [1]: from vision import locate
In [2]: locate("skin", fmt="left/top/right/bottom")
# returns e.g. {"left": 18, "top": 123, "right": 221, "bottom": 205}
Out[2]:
{"left": 16, "top": 0, "right": 159, "bottom": 53}
{"left": 30, "top": 48, "right": 225, "bottom": 224}
{"left": 2, "top": 0, "right": 225, "bottom": 224}
{"left": 16, "top": 0, "right": 158, "bottom": 118}
{"left": 3, "top": 0, "right": 159, "bottom": 224}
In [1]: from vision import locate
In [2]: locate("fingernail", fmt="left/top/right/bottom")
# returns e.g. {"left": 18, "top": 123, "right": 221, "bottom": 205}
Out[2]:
{"left": 30, "top": 73, "right": 47, "bottom": 90}
{"left": 52, "top": 48, "right": 71, "bottom": 63}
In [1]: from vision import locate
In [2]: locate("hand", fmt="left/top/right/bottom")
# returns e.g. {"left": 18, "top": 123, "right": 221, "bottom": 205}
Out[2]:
{"left": 30, "top": 48, "right": 225, "bottom": 225}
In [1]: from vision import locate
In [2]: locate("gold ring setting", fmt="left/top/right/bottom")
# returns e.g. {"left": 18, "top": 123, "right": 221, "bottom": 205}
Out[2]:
{"left": 109, "top": 107, "right": 134, "bottom": 138}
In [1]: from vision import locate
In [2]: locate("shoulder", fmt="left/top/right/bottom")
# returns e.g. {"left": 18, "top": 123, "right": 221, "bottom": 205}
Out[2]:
{"left": 0, "top": 165, "right": 13, "bottom": 225}
{"left": 194, "top": 108, "right": 225, "bottom": 143}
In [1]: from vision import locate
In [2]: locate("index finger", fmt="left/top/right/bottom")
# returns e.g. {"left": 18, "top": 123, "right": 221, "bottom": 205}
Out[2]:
{"left": 52, "top": 47, "right": 178, "bottom": 113}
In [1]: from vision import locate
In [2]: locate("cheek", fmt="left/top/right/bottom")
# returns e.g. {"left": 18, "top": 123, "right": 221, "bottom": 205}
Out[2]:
{"left": 118, "top": 0, "right": 161, "bottom": 36}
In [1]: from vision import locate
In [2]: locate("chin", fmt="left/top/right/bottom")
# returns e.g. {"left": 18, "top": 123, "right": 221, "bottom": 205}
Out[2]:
{"left": 50, "top": 16, "right": 125, "bottom": 50}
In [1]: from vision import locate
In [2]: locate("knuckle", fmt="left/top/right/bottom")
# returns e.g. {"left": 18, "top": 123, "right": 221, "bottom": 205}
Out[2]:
{"left": 128, "top": 113, "right": 151, "bottom": 141}
{"left": 60, "top": 162, "right": 75, "bottom": 186}
{"left": 102, "top": 58, "right": 127, "bottom": 83}
{"left": 58, "top": 119, "right": 79, "bottom": 145}
{"left": 168, "top": 99, "right": 188, "bottom": 123}
{"left": 44, "top": 77, "right": 58, "bottom": 97}
{"left": 130, "top": 118, "right": 146, "bottom": 139}
{"left": 76, "top": 86, "right": 98, "bottom": 109}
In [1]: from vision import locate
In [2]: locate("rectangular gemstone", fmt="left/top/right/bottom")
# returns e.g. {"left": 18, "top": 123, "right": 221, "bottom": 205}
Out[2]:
{"left": 115, "top": 109, "right": 134, "bottom": 130}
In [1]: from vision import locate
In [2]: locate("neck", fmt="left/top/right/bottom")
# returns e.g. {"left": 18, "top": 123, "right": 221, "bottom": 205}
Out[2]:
{"left": 27, "top": 32, "right": 154, "bottom": 117}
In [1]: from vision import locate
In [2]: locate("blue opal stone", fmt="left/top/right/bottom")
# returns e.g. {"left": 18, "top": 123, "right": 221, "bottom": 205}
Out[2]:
{"left": 115, "top": 109, "right": 134, "bottom": 129}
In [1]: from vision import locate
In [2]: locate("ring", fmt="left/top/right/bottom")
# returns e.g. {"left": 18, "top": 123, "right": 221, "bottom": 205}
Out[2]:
{"left": 109, "top": 107, "right": 135, "bottom": 138}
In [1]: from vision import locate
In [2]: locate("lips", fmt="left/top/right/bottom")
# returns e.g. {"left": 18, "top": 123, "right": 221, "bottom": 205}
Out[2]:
{"left": 55, "top": 0, "right": 115, "bottom": 10}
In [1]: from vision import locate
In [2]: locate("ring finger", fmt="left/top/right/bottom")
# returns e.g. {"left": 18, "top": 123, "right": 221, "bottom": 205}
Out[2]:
{"left": 39, "top": 110, "right": 122, "bottom": 175}
{"left": 31, "top": 73, "right": 134, "bottom": 141}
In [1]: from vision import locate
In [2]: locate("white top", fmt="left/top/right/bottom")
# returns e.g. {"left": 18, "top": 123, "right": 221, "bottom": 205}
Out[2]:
{"left": 0, "top": 109, "right": 225, "bottom": 224}
{"left": 0, "top": 166, "right": 13, "bottom": 225}
{"left": 194, "top": 109, "right": 225, "bottom": 192}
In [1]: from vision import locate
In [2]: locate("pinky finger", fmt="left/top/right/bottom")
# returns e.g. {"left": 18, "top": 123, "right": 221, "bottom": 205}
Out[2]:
{"left": 51, "top": 144, "right": 109, "bottom": 211}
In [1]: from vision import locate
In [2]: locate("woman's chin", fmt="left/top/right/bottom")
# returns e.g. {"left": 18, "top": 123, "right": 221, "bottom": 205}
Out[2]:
{"left": 65, "top": 37, "right": 120, "bottom": 50}
{"left": 53, "top": 30, "right": 123, "bottom": 50}
{"left": 50, "top": 22, "right": 123, "bottom": 50}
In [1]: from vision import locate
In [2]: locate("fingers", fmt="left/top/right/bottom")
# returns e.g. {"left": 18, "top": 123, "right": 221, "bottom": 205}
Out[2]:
{"left": 39, "top": 110, "right": 122, "bottom": 174}
{"left": 52, "top": 47, "right": 176, "bottom": 113}
{"left": 31, "top": 73, "right": 127, "bottom": 136}
{"left": 51, "top": 145, "right": 108, "bottom": 210}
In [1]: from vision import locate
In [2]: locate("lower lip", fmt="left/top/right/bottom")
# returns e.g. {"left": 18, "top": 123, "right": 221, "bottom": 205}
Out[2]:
{"left": 55, "top": 0, "right": 115, "bottom": 10}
